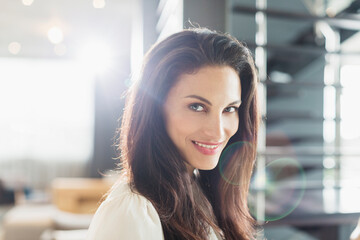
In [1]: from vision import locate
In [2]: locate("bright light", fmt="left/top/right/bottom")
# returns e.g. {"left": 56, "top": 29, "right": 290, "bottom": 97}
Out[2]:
{"left": 77, "top": 40, "right": 113, "bottom": 74}
{"left": 323, "top": 86, "right": 335, "bottom": 120}
{"left": 322, "top": 187, "right": 337, "bottom": 213}
{"left": 47, "top": 26, "right": 64, "bottom": 44}
{"left": 0, "top": 58, "right": 94, "bottom": 162}
{"left": 269, "top": 71, "right": 292, "bottom": 83}
{"left": 156, "top": 0, "right": 183, "bottom": 41}
{"left": 22, "top": 0, "right": 34, "bottom": 6}
{"left": 323, "top": 65, "right": 360, "bottom": 143}
{"left": 323, "top": 120, "right": 335, "bottom": 143}
{"left": 93, "top": 0, "right": 106, "bottom": 8}
{"left": 8, "top": 42, "right": 21, "bottom": 55}
{"left": 130, "top": 0, "right": 144, "bottom": 75}
{"left": 324, "top": 64, "right": 335, "bottom": 85}
{"left": 339, "top": 187, "right": 360, "bottom": 213}
{"left": 323, "top": 157, "right": 336, "bottom": 169}
{"left": 340, "top": 65, "right": 360, "bottom": 140}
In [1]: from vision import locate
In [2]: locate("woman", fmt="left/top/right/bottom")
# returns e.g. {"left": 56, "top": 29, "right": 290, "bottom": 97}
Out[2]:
{"left": 87, "top": 28, "right": 259, "bottom": 240}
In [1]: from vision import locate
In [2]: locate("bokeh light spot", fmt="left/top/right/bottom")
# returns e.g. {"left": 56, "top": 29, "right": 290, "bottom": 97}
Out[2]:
{"left": 93, "top": 0, "right": 106, "bottom": 8}
{"left": 22, "top": 0, "right": 34, "bottom": 6}
{"left": 8, "top": 42, "right": 21, "bottom": 55}
{"left": 47, "top": 26, "right": 64, "bottom": 44}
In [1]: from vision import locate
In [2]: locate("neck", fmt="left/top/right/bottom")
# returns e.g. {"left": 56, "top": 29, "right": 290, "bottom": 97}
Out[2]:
{"left": 185, "top": 162, "right": 195, "bottom": 176}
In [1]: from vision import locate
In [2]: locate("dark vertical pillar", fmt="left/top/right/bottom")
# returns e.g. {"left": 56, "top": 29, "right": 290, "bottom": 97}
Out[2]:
{"left": 89, "top": 61, "right": 129, "bottom": 178}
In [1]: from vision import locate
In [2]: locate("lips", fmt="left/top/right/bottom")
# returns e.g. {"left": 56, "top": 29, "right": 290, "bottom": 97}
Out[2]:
{"left": 192, "top": 141, "right": 222, "bottom": 155}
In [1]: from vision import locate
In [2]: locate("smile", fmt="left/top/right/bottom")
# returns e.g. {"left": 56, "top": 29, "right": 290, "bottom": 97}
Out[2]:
{"left": 192, "top": 141, "right": 223, "bottom": 155}
{"left": 193, "top": 141, "right": 220, "bottom": 149}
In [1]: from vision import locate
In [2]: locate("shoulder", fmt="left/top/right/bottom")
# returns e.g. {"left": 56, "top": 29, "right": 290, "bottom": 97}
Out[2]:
{"left": 86, "top": 179, "right": 164, "bottom": 240}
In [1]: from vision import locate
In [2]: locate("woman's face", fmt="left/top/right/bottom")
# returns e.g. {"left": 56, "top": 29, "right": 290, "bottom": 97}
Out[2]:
{"left": 163, "top": 66, "right": 241, "bottom": 173}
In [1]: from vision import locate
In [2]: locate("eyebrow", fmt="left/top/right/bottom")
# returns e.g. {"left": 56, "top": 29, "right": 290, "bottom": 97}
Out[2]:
{"left": 185, "top": 95, "right": 241, "bottom": 106}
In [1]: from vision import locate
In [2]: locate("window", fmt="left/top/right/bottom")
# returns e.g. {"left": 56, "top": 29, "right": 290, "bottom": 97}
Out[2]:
{"left": 0, "top": 58, "right": 94, "bottom": 162}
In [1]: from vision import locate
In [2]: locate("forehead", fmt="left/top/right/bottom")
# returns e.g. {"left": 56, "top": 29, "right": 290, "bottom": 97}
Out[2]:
{"left": 167, "top": 65, "right": 241, "bottom": 101}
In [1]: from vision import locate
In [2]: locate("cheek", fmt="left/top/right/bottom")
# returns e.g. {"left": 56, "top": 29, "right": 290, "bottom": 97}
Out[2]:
{"left": 166, "top": 113, "right": 200, "bottom": 142}
{"left": 165, "top": 114, "right": 188, "bottom": 141}
{"left": 227, "top": 116, "right": 240, "bottom": 137}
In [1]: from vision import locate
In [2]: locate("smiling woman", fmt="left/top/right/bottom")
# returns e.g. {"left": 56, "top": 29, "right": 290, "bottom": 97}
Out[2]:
{"left": 163, "top": 66, "right": 242, "bottom": 173}
{"left": 87, "top": 28, "right": 259, "bottom": 240}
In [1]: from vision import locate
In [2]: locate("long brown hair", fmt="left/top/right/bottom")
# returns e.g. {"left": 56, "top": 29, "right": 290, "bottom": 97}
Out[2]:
{"left": 118, "top": 28, "right": 259, "bottom": 240}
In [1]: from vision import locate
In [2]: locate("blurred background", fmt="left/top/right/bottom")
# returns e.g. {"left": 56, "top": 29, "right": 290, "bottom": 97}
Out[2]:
{"left": 0, "top": 0, "right": 360, "bottom": 239}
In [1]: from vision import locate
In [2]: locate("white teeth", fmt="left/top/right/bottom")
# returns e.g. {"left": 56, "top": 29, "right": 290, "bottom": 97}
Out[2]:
{"left": 194, "top": 141, "right": 218, "bottom": 149}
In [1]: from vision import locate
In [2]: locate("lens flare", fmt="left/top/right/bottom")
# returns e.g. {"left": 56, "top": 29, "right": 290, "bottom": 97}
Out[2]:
{"left": 218, "top": 141, "right": 254, "bottom": 186}
{"left": 249, "top": 157, "right": 306, "bottom": 221}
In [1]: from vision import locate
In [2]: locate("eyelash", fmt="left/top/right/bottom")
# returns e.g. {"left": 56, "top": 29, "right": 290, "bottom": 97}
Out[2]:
{"left": 188, "top": 103, "right": 239, "bottom": 113}
{"left": 224, "top": 106, "right": 239, "bottom": 113}
{"left": 189, "top": 103, "right": 205, "bottom": 112}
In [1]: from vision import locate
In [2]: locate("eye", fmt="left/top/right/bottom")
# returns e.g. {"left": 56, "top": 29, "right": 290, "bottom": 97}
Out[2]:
{"left": 224, "top": 106, "right": 238, "bottom": 113}
{"left": 189, "top": 103, "right": 205, "bottom": 112}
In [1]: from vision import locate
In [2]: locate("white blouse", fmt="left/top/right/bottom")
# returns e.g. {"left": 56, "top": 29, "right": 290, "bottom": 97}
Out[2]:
{"left": 86, "top": 179, "right": 222, "bottom": 240}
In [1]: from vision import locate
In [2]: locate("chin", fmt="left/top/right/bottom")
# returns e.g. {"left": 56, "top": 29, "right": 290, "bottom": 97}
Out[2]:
{"left": 196, "top": 162, "right": 218, "bottom": 171}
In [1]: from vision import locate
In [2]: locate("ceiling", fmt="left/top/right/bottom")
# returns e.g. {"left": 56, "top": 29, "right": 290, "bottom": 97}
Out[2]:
{"left": 0, "top": 0, "right": 133, "bottom": 59}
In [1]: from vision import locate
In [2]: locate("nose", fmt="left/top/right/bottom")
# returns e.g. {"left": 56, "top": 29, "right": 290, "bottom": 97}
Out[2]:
{"left": 202, "top": 113, "right": 224, "bottom": 140}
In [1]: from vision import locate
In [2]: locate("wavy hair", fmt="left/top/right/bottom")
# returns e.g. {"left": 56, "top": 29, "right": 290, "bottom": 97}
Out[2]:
{"left": 118, "top": 28, "right": 259, "bottom": 239}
